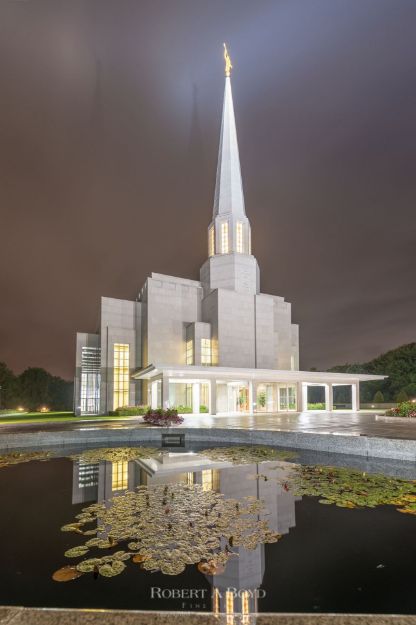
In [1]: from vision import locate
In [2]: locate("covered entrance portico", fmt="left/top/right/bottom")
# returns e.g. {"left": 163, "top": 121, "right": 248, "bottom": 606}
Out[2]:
{"left": 133, "top": 365, "right": 383, "bottom": 416}
{"left": 301, "top": 382, "right": 359, "bottom": 412}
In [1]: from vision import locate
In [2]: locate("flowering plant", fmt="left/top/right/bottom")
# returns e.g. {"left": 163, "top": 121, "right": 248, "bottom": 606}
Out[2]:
{"left": 142, "top": 408, "right": 184, "bottom": 426}
{"left": 386, "top": 401, "right": 416, "bottom": 418}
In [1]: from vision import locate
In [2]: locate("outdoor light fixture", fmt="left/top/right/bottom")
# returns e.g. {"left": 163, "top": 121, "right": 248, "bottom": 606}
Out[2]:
{"left": 40, "top": 406, "right": 49, "bottom": 413}
{"left": 17, "top": 406, "right": 25, "bottom": 412}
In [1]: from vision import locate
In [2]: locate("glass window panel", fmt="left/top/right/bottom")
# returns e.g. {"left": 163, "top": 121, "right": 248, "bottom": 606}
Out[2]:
{"left": 208, "top": 226, "right": 215, "bottom": 257}
{"left": 236, "top": 222, "right": 243, "bottom": 253}
{"left": 185, "top": 339, "right": 193, "bottom": 365}
{"left": 113, "top": 343, "right": 130, "bottom": 410}
{"left": 221, "top": 222, "right": 229, "bottom": 254}
{"left": 201, "top": 339, "right": 211, "bottom": 365}
{"left": 112, "top": 461, "right": 128, "bottom": 491}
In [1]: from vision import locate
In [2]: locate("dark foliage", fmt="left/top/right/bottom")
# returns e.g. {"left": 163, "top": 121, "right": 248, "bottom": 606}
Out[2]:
{"left": 143, "top": 408, "right": 184, "bottom": 426}
{"left": 0, "top": 363, "right": 73, "bottom": 411}
{"left": 329, "top": 343, "right": 416, "bottom": 402}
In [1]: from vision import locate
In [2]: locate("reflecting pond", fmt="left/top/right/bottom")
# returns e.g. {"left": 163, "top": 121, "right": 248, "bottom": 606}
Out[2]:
{"left": 0, "top": 444, "right": 415, "bottom": 615}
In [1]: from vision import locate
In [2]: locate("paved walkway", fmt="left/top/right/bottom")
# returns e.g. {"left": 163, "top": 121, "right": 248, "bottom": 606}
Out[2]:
{"left": 180, "top": 411, "right": 416, "bottom": 440}
{"left": 1, "top": 411, "right": 416, "bottom": 441}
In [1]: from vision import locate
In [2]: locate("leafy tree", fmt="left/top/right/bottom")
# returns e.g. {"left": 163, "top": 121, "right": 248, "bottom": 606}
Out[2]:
{"left": 49, "top": 375, "right": 74, "bottom": 410}
{"left": 0, "top": 362, "right": 18, "bottom": 409}
{"left": 18, "top": 368, "right": 52, "bottom": 411}
{"left": 404, "top": 382, "right": 416, "bottom": 399}
{"left": 0, "top": 362, "right": 73, "bottom": 411}
{"left": 329, "top": 343, "right": 416, "bottom": 402}
{"left": 373, "top": 390, "right": 384, "bottom": 403}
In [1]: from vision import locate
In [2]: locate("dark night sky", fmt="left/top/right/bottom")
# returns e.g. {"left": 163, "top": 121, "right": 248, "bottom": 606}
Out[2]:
{"left": 0, "top": 0, "right": 415, "bottom": 380}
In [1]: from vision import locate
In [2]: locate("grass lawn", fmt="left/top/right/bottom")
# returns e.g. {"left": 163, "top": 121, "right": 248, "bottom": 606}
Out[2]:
{"left": 0, "top": 411, "right": 140, "bottom": 425}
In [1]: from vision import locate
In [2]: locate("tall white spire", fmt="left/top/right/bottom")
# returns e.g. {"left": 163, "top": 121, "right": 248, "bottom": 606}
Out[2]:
{"left": 200, "top": 45, "right": 258, "bottom": 294}
{"left": 213, "top": 72, "right": 246, "bottom": 218}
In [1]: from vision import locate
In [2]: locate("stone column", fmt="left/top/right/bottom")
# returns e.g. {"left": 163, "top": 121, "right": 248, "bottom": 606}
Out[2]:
{"left": 301, "top": 383, "right": 308, "bottom": 412}
{"left": 325, "top": 383, "right": 333, "bottom": 412}
{"left": 248, "top": 381, "right": 254, "bottom": 414}
{"left": 192, "top": 383, "right": 200, "bottom": 414}
{"left": 209, "top": 380, "right": 217, "bottom": 416}
{"left": 151, "top": 381, "right": 158, "bottom": 409}
{"left": 352, "top": 382, "right": 360, "bottom": 411}
{"left": 296, "top": 382, "right": 303, "bottom": 412}
{"left": 252, "top": 382, "right": 258, "bottom": 413}
{"left": 162, "top": 376, "right": 170, "bottom": 409}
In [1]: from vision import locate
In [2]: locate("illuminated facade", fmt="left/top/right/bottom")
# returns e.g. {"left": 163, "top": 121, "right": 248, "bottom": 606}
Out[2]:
{"left": 74, "top": 55, "right": 384, "bottom": 415}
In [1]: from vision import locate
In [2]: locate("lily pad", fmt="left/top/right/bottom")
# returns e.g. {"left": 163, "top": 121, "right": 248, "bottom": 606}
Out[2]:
{"left": 56, "top": 482, "right": 280, "bottom": 582}
{"left": 52, "top": 566, "right": 82, "bottom": 582}
{"left": 98, "top": 561, "right": 126, "bottom": 577}
{"left": 64, "top": 546, "right": 90, "bottom": 558}
{"left": 200, "top": 446, "right": 297, "bottom": 465}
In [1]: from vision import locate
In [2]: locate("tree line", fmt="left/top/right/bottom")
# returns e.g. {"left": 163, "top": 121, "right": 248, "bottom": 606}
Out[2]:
{"left": 328, "top": 343, "right": 416, "bottom": 403}
{"left": 0, "top": 362, "right": 73, "bottom": 412}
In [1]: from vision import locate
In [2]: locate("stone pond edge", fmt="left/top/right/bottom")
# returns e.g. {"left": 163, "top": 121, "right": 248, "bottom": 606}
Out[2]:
{"left": 0, "top": 426, "right": 415, "bottom": 461}
{"left": 1, "top": 607, "right": 416, "bottom": 625}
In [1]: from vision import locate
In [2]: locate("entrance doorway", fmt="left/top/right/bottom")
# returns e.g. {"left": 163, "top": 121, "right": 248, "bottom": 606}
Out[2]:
{"left": 278, "top": 385, "right": 297, "bottom": 411}
{"left": 238, "top": 387, "right": 249, "bottom": 412}
{"left": 228, "top": 384, "right": 249, "bottom": 412}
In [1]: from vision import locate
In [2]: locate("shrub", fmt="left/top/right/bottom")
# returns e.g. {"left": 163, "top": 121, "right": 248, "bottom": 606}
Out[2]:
{"left": 174, "top": 405, "right": 193, "bottom": 414}
{"left": 143, "top": 408, "right": 184, "bottom": 426}
{"left": 109, "top": 405, "right": 149, "bottom": 417}
{"left": 396, "top": 390, "right": 409, "bottom": 403}
{"left": 307, "top": 402, "right": 326, "bottom": 410}
{"left": 373, "top": 391, "right": 384, "bottom": 403}
{"left": 386, "top": 401, "right": 416, "bottom": 419}
{"left": 172, "top": 405, "right": 208, "bottom": 413}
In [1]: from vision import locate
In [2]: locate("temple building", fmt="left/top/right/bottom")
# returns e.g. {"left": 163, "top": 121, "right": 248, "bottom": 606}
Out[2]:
{"left": 74, "top": 47, "right": 383, "bottom": 416}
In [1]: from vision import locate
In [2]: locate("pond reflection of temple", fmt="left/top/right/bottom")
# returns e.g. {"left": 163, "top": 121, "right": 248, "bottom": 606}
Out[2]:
{"left": 71, "top": 452, "right": 299, "bottom": 616}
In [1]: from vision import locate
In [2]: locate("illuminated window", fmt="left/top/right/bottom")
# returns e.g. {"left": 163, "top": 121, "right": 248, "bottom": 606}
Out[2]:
{"left": 112, "top": 461, "right": 128, "bottom": 491}
{"left": 241, "top": 590, "right": 250, "bottom": 623}
{"left": 208, "top": 226, "right": 215, "bottom": 257}
{"left": 186, "top": 339, "right": 193, "bottom": 365}
{"left": 202, "top": 469, "right": 220, "bottom": 491}
{"left": 226, "top": 590, "right": 234, "bottom": 616}
{"left": 202, "top": 470, "right": 213, "bottom": 491}
{"left": 221, "top": 222, "right": 229, "bottom": 254}
{"left": 113, "top": 343, "right": 129, "bottom": 410}
{"left": 211, "top": 341, "right": 218, "bottom": 365}
{"left": 236, "top": 222, "right": 243, "bottom": 253}
{"left": 186, "top": 472, "right": 194, "bottom": 485}
{"left": 201, "top": 338, "right": 211, "bottom": 365}
{"left": 213, "top": 589, "right": 220, "bottom": 614}
{"left": 200, "top": 383, "right": 209, "bottom": 410}
{"left": 78, "top": 461, "right": 99, "bottom": 488}
{"left": 185, "top": 384, "right": 193, "bottom": 407}
{"left": 80, "top": 346, "right": 101, "bottom": 414}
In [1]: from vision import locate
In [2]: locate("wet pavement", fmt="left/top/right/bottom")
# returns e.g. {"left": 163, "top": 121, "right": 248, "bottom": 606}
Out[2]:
{"left": 1, "top": 411, "right": 416, "bottom": 441}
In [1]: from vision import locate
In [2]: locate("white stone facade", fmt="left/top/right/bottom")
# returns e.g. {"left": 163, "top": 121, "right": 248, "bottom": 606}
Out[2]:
{"left": 74, "top": 66, "right": 384, "bottom": 416}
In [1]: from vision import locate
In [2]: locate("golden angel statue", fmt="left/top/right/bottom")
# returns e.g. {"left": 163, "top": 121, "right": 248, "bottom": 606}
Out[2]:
{"left": 223, "top": 43, "right": 232, "bottom": 77}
